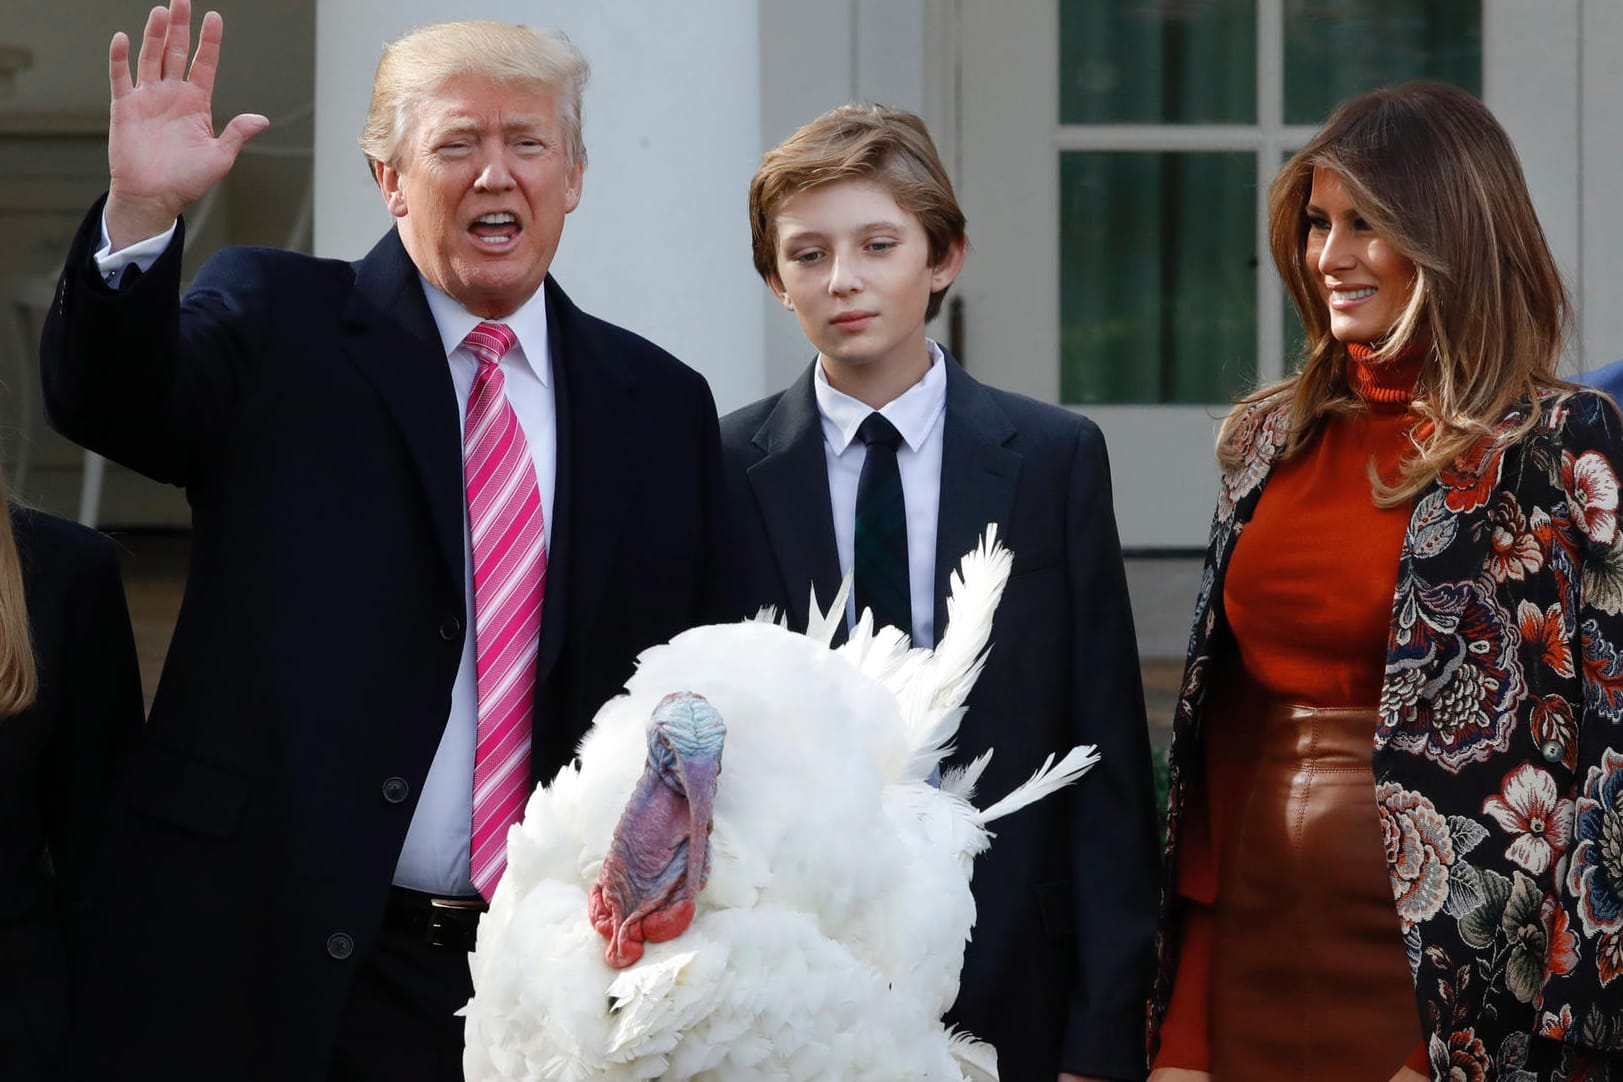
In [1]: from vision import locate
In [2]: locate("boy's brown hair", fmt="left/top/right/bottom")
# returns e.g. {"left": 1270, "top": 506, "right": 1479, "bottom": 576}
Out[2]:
{"left": 748, "top": 104, "right": 967, "bottom": 320}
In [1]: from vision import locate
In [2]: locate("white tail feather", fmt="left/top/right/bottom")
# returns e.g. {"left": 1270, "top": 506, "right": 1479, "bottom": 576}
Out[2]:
{"left": 939, "top": 749, "right": 994, "bottom": 802}
{"left": 946, "top": 1027, "right": 1000, "bottom": 1081}
{"left": 805, "top": 576, "right": 853, "bottom": 647}
{"left": 928, "top": 525, "right": 1012, "bottom": 713}
{"left": 974, "top": 744, "right": 1099, "bottom": 826}
{"left": 837, "top": 608, "right": 917, "bottom": 684}
{"left": 799, "top": 527, "right": 1015, "bottom": 786}
{"left": 893, "top": 526, "right": 1013, "bottom": 781}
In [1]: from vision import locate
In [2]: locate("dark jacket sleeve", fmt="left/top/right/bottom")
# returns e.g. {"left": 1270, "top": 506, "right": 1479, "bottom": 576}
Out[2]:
{"left": 40, "top": 197, "right": 259, "bottom": 489}
{"left": 1062, "top": 422, "right": 1160, "bottom": 1078}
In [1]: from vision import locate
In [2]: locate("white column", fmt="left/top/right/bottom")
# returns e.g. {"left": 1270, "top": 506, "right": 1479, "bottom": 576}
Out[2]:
{"left": 1484, "top": 0, "right": 1582, "bottom": 372}
{"left": 1580, "top": 0, "right": 1623, "bottom": 374}
{"left": 314, "top": 0, "right": 767, "bottom": 410}
{"left": 755, "top": 0, "right": 931, "bottom": 395}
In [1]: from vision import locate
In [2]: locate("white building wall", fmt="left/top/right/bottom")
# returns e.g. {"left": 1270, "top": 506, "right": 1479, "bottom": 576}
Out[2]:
{"left": 1580, "top": 2, "right": 1623, "bottom": 373}
{"left": 314, "top": 1, "right": 941, "bottom": 413}
{"left": 314, "top": 0, "right": 767, "bottom": 411}
{"left": 306, "top": 1, "right": 1623, "bottom": 428}
{"left": 757, "top": 0, "right": 931, "bottom": 395}
{"left": 1484, "top": 1, "right": 1584, "bottom": 374}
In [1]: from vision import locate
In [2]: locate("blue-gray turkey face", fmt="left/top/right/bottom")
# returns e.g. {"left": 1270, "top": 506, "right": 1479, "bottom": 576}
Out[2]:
{"left": 648, "top": 691, "right": 726, "bottom": 797}
{"left": 646, "top": 728, "right": 684, "bottom": 796}
{"left": 589, "top": 691, "right": 726, "bottom": 968}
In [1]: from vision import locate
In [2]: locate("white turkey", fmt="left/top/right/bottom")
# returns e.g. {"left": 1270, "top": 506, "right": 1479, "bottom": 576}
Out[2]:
{"left": 462, "top": 528, "right": 1099, "bottom": 1081}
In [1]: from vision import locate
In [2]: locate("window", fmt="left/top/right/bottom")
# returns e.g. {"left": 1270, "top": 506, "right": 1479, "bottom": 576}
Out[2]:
{"left": 1056, "top": 0, "right": 1481, "bottom": 405}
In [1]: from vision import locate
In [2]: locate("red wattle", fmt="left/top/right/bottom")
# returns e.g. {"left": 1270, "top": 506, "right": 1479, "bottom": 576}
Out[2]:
{"left": 641, "top": 899, "right": 695, "bottom": 944}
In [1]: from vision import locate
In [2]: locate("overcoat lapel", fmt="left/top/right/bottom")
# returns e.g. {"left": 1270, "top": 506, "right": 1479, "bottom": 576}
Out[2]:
{"left": 539, "top": 276, "right": 637, "bottom": 690}
{"left": 745, "top": 365, "right": 842, "bottom": 631}
{"left": 341, "top": 229, "right": 465, "bottom": 593}
{"left": 340, "top": 245, "right": 631, "bottom": 699}
{"left": 933, "top": 356, "right": 1021, "bottom": 641}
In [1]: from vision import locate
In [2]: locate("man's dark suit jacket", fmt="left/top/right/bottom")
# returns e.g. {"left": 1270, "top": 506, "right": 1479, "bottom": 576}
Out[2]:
{"left": 0, "top": 507, "right": 142, "bottom": 1081}
{"left": 40, "top": 199, "right": 728, "bottom": 1079}
{"left": 721, "top": 355, "right": 1159, "bottom": 1081}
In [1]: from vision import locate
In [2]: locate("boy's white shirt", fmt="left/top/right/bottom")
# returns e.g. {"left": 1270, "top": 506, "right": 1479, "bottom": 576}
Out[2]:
{"left": 813, "top": 338, "right": 947, "bottom": 647}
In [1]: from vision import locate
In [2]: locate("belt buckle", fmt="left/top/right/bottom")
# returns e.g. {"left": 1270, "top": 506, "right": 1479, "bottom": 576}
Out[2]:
{"left": 425, "top": 896, "right": 483, "bottom": 950}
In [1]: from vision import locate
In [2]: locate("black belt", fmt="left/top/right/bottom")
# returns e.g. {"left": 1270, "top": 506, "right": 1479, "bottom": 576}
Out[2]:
{"left": 383, "top": 886, "right": 487, "bottom": 952}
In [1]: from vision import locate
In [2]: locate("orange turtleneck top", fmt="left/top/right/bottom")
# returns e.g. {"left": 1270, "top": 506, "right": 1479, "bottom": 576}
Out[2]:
{"left": 1224, "top": 342, "right": 1424, "bottom": 704}
{"left": 1154, "top": 342, "right": 1429, "bottom": 1074}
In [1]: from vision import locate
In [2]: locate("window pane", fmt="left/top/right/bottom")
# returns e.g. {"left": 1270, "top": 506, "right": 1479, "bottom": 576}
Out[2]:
{"left": 1284, "top": 0, "right": 1482, "bottom": 125}
{"left": 1060, "top": 152, "right": 1256, "bottom": 404}
{"left": 1059, "top": 0, "right": 1257, "bottom": 124}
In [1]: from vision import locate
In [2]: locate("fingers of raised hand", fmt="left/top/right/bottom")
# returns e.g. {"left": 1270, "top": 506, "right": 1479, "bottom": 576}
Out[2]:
{"left": 109, "top": 31, "right": 133, "bottom": 98}
{"left": 218, "top": 112, "right": 271, "bottom": 156}
{"left": 162, "top": 0, "right": 193, "bottom": 81}
{"left": 130, "top": 0, "right": 203, "bottom": 88}
{"left": 134, "top": 5, "right": 168, "bottom": 87}
{"left": 189, "top": 11, "right": 225, "bottom": 98}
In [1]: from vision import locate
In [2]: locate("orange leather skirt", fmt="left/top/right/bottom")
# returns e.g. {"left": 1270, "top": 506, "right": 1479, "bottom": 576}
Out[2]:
{"left": 1208, "top": 696, "right": 1422, "bottom": 1080}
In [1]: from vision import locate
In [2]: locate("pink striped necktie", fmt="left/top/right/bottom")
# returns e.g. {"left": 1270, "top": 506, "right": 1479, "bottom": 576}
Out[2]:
{"left": 461, "top": 321, "right": 546, "bottom": 900}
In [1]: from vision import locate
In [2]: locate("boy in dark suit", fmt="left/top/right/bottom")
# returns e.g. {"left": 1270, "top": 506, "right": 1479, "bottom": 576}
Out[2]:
{"left": 721, "top": 104, "right": 1159, "bottom": 1082}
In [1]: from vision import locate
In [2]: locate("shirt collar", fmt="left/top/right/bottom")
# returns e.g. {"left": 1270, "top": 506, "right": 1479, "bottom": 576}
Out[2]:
{"left": 814, "top": 338, "right": 947, "bottom": 455}
{"left": 418, "top": 276, "right": 552, "bottom": 388}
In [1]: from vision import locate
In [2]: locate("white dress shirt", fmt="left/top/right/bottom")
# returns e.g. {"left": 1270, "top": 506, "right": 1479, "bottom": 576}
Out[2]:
{"left": 93, "top": 215, "right": 176, "bottom": 283}
{"left": 96, "top": 216, "right": 558, "bottom": 895}
{"left": 813, "top": 339, "right": 947, "bottom": 648}
{"left": 394, "top": 279, "right": 557, "bottom": 894}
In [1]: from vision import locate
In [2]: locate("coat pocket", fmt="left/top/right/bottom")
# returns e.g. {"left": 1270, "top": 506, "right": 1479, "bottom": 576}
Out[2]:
{"left": 123, "top": 739, "right": 248, "bottom": 840}
{"left": 1010, "top": 548, "right": 1063, "bottom": 577}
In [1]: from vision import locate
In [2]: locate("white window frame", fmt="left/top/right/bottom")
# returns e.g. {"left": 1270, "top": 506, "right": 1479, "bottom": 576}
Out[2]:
{"left": 1049, "top": 0, "right": 1478, "bottom": 399}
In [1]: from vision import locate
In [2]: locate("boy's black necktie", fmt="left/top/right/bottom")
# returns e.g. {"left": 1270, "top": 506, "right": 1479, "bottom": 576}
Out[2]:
{"left": 853, "top": 412, "right": 911, "bottom": 637}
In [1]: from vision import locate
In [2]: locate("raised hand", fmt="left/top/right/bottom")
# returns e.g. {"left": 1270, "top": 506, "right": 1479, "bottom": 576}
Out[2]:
{"left": 105, "top": 0, "right": 268, "bottom": 250}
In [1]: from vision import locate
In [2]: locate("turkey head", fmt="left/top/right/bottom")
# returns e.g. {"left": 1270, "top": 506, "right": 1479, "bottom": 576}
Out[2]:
{"left": 589, "top": 691, "right": 725, "bottom": 968}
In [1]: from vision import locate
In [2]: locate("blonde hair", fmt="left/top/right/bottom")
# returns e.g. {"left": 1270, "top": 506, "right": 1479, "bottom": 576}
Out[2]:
{"left": 1220, "top": 81, "right": 1572, "bottom": 504}
{"left": 0, "top": 471, "right": 36, "bottom": 717}
{"left": 748, "top": 104, "right": 967, "bottom": 321}
{"left": 359, "top": 21, "right": 590, "bottom": 172}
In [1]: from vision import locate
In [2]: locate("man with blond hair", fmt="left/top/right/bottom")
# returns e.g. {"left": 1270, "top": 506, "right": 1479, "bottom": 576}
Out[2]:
{"left": 42, "top": 3, "right": 726, "bottom": 1078}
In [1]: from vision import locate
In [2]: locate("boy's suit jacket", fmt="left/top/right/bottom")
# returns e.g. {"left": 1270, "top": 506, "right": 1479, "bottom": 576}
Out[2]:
{"left": 721, "top": 352, "right": 1159, "bottom": 1081}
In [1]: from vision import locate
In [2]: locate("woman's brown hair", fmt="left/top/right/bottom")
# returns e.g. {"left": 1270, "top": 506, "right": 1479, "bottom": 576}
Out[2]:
{"left": 0, "top": 463, "right": 36, "bottom": 715}
{"left": 1220, "top": 80, "right": 1572, "bottom": 504}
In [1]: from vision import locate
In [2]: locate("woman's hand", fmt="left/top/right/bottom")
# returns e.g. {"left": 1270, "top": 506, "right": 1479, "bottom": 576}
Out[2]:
{"left": 1388, "top": 1067, "right": 1429, "bottom": 1082}
{"left": 1147, "top": 1070, "right": 1212, "bottom": 1082}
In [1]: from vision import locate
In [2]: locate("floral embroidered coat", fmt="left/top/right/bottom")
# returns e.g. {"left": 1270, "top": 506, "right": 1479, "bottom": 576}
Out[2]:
{"left": 1149, "top": 388, "right": 1623, "bottom": 1081}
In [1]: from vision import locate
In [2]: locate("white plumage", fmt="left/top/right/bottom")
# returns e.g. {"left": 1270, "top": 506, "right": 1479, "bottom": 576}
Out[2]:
{"left": 463, "top": 527, "right": 1099, "bottom": 1081}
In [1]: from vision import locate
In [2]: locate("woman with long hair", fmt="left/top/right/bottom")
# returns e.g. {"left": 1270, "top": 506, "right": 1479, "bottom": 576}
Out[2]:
{"left": 0, "top": 462, "right": 142, "bottom": 1079}
{"left": 1147, "top": 81, "right": 1623, "bottom": 1081}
